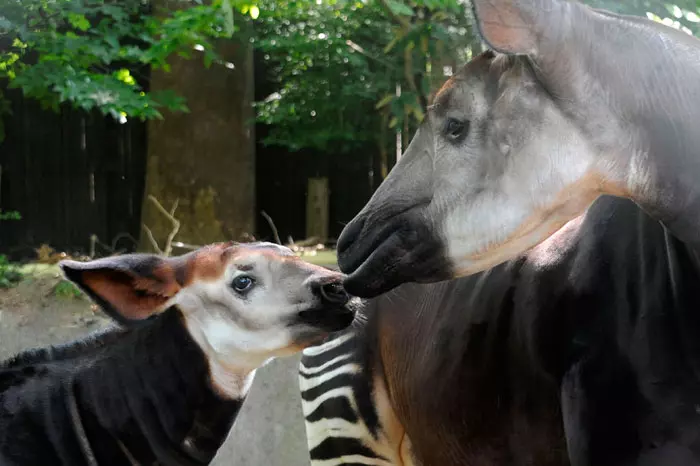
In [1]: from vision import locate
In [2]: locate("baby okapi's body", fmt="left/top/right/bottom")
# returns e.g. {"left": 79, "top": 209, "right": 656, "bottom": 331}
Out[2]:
{"left": 0, "top": 310, "right": 238, "bottom": 466}
{"left": 0, "top": 242, "right": 357, "bottom": 466}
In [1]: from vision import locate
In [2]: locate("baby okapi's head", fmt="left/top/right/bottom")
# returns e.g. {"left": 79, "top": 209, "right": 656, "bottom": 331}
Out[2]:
{"left": 59, "top": 242, "right": 359, "bottom": 396}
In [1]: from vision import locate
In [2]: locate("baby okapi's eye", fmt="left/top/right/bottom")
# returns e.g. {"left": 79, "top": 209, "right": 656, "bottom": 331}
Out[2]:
{"left": 231, "top": 275, "right": 255, "bottom": 293}
{"left": 444, "top": 118, "right": 469, "bottom": 143}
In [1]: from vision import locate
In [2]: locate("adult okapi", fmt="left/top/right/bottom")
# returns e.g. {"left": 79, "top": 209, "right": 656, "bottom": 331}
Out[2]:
{"left": 300, "top": 1, "right": 700, "bottom": 465}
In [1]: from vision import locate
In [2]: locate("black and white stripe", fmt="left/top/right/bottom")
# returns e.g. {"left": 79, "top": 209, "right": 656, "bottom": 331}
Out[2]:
{"left": 299, "top": 329, "right": 401, "bottom": 466}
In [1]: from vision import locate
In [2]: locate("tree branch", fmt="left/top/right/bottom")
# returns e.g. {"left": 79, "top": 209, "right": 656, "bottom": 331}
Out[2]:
{"left": 141, "top": 224, "right": 163, "bottom": 255}
{"left": 377, "top": 0, "right": 411, "bottom": 29}
{"left": 142, "top": 195, "right": 180, "bottom": 256}
{"left": 260, "top": 210, "right": 281, "bottom": 245}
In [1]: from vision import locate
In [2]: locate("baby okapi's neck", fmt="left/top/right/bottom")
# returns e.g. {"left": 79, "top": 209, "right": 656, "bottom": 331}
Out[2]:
{"left": 180, "top": 305, "right": 261, "bottom": 400}
{"left": 73, "top": 307, "right": 246, "bottom": 465}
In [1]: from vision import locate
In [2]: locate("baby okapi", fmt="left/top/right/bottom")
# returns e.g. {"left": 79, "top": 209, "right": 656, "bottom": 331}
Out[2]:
{"left": 0, "top": 242, "right": 358, "bottom": 466}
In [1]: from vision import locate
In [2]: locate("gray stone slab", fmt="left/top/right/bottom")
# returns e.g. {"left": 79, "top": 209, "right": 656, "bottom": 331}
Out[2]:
{"left": 212, "top": 354, "right": 310, "bottom": 466}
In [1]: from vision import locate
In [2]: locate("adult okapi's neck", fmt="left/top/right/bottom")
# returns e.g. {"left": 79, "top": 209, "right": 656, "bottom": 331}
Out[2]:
{"left": 545, "top": 6, "right": 700, "bottom": 247}
{"left": 75, "top": 308, "right": 244, "bottom": 464}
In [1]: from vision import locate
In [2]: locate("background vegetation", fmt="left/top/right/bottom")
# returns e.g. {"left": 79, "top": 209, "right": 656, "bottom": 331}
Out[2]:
{"left": 1, "top": 0, "right": 699, "bottom": 277}
{"left": 2, "top": 0, "right": 698, "bottom": 161}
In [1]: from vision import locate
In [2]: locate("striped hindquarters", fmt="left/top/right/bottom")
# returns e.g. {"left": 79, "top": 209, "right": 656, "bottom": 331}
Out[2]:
{"left": 299, "top": 329, "right": 404, "bottom": 466}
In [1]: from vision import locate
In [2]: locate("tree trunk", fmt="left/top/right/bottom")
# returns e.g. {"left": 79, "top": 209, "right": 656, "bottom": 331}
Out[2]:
{"left": 305, "top": 177, "right": 329, "bottom": 243}
{"left": 139, "top": 2, "right": 255, "bottom": 252}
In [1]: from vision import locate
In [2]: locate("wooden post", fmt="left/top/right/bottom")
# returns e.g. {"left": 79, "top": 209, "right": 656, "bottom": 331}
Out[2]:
{"left": 306, "top": 177, "right": 329, "bottom": 243}
{"left": 395, "top": 82, "right": 402, "bottom": 162}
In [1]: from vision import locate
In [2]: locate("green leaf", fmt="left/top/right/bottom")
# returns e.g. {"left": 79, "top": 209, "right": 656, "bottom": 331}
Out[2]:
{"left": 67, "top": 13, "right": 91, "bottom": 32}
{"left": 114, "top": 69, "right": 136, "bottom": 86}
{"left": 375, "top": 93, "right": 395, "bottom": 109}
{"left": 104, "top": 35, "right": 120, "bottom": 51}
{"left": 385, "top": 0, "right": 414, "bottom": 17}
{"left": 11, "top": 38, "right": 26, "bottom": 50}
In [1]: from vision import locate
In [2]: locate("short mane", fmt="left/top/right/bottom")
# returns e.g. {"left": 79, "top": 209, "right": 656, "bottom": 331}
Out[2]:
{"left": 0, "top": 321, "right": 127, "bottom": 370}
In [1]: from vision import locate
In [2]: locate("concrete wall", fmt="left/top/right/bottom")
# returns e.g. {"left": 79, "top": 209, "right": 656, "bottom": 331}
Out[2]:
{"left": 212, "top": 355, "right": 310, "bottom": 466}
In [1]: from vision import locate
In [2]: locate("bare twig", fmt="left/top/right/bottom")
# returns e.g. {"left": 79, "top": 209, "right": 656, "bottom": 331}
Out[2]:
{"left": 142, "top": 224, "right": 163, "bottom": 255}
{"left": 111, "top": 232, "right": 139, "bottom": 251}
{"left": 345, "top": 40, "right": 396, "bottom": 69}
{"left": 260, "top": 210, "right": 282, "bottom": 245}
{"left": 163, "top": 199, "right": 180, "bottom": 257}
{"left": 145, "top": 195, "right": 180, "bottom": 257}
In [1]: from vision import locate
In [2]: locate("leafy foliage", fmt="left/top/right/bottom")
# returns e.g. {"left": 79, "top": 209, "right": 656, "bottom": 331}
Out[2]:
{"left": 0, "top": 212, "right": 22, "bottom": 287}
{"left": 252, "top": 0, "right": 475, "bottom": 154}
{"left": 53, "top": 279, "right": 84, "bottom": 299}
{"left": 253, "top": 0, "right": 392, "bottom": 152}
{"left": 2, "top": 0, "right": 700, "bottom": 159}
{"left": 0, "top": 209, "right": 20, "bottom": 221}
{"left": 252, "top": 0, "right": 700, "bottom": 157}
{"left": 587, "top": 0, "right": 700, "bottom": 34}
{"left": 0, "top": 0, "right": 259, "bottom": 124}
{"left": 0, "top": 254, "right": 22, "bottom": 288}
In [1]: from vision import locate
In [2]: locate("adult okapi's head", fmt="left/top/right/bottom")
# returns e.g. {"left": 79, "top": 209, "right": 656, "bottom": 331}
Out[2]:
{"left": 338, "top": 0, "right": 684, "bottom": 297}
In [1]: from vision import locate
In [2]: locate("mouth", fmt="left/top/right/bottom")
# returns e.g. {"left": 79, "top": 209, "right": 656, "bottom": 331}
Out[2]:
{"left": 337, "top": 214, "right": 400, "bottom": 275}
{"left": 297, "top": 304, "right": 357, "bottom": 332}
{"left": 337, "top": 220, "right": 452, "bottom": 298}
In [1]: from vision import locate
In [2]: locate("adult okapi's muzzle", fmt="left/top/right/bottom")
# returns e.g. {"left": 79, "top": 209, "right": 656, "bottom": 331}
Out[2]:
{"left": 337, "top": 213, "right": 451, "bottom": 298}
{"left": 337, "top": 126, "right": 453, "bottom": 298}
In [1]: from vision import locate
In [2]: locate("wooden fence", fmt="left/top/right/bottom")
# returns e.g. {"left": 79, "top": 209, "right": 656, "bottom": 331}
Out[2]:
{"left": 0, "top": 87, "right": 147, "bottom": 260}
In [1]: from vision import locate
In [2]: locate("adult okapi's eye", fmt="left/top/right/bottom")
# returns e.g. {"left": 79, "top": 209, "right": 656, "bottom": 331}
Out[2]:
{"left": 444, "top": 118, "right": 469, "bottom": 143}
{"left": 231, "top": 275, "right": 255, "bottom": 293}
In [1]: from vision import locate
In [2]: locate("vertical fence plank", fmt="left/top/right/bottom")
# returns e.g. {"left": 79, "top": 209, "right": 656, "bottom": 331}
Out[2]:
{"left": 0, "top": 87, "right": 147, "bottom": 260}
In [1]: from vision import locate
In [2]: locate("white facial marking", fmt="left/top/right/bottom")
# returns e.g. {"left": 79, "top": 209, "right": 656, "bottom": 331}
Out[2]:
{"left": 171, "top": 246, "right": 348, "bottom": 399}
{"left": 439, "top": 95, "right": 602, "bottom": 275}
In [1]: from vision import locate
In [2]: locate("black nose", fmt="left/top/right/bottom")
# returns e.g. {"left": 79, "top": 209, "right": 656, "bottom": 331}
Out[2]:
{"left": 316, "top": 281, "right": 350, "bottom": 305}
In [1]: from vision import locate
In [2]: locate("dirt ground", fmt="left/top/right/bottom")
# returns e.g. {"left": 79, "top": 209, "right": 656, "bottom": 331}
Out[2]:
{"left": 0, "top": 268, "right": 311, "bottom": 466}
{"left": 0, "top": 269, "right": 112, "bottom": 355}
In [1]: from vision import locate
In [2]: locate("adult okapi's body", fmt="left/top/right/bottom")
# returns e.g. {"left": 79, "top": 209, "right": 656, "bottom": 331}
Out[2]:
{"left": 303, "top": 196, "right": 700, "bottom": 466}
{"left": 304, "top": 1, "right": 700, "bottom": 465}
{"left": 0, "top": 242, "right": 358, "bottom": 465}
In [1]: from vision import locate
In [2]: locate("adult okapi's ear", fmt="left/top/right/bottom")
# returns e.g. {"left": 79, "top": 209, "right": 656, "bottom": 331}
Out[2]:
{"left": 59, "top": 254, "right": 185, "bottom": 326}
{"left": 471, "top": 0, "right": 559, "bottom": 55}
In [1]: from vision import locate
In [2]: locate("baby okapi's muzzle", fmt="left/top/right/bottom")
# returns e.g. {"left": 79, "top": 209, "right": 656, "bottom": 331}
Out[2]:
{"left": 299, "top": 277, "right": 355, "bottom": 332}
{"left": 315, "top": 281, "right": 350, "bottom": 306}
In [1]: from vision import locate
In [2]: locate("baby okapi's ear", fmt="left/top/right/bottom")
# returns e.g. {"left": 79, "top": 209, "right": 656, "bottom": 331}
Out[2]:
{"left": 59, "top": 254, "right": 186, "bottom": 326}
{"left": 471, "top": 0, "right": 559, "bottom": 55}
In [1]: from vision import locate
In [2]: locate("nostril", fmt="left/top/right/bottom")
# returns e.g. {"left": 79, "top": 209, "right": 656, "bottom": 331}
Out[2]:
{"left": 319, "top": 281, "right": 349, "bottom": 305}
